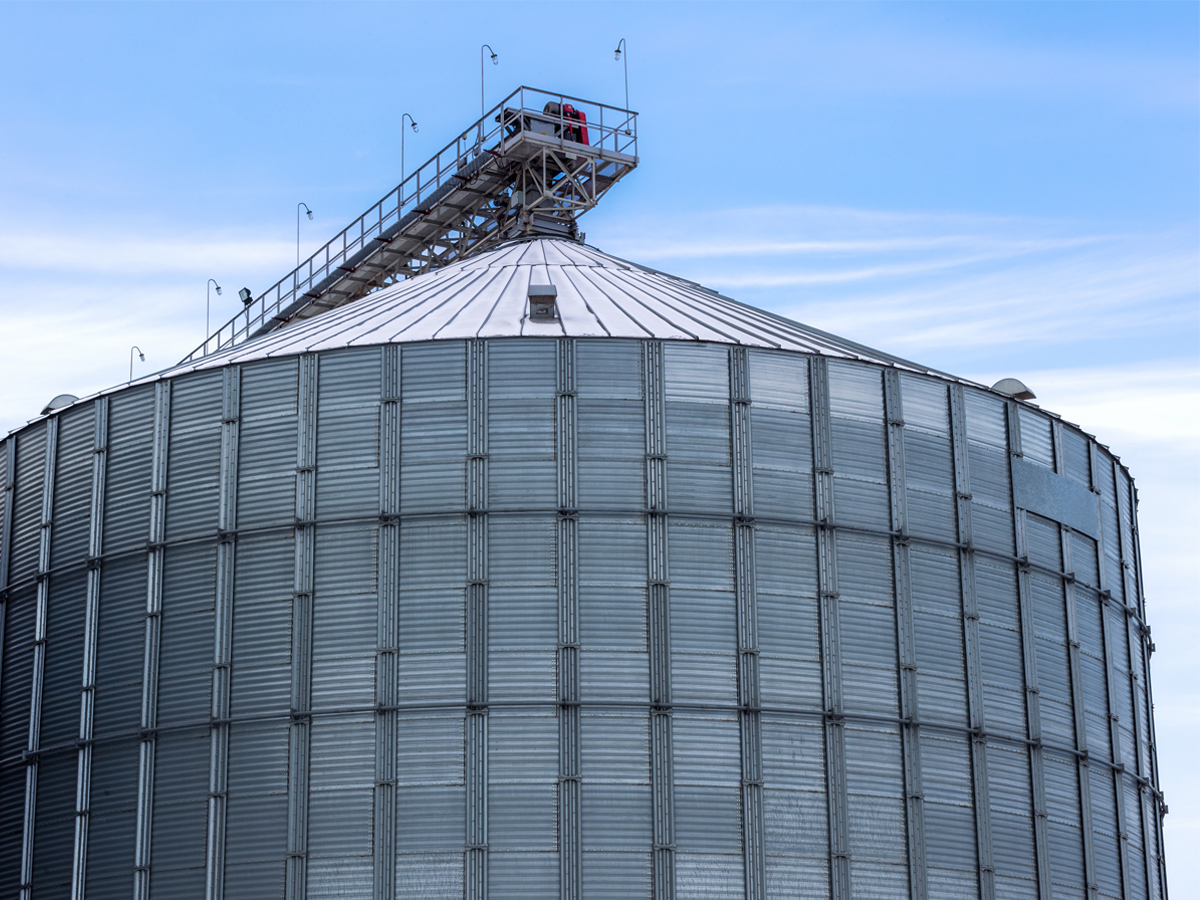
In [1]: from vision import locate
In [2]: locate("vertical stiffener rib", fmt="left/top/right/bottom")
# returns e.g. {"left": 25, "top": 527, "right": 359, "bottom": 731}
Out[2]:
{"left": 730, "top": 347, "right": 766, "bottom": 900}
{"left": 465, "top": 339, "right": 489, "bottom": 900}
{"left": 949, "top": 384, "right": 996, "bottom": 900}
{"left": 375, "top": 344, "right": 402, "bottom": 900}
{"left": 884, "top": 369, "right": 929, "bottom": 900}
{"left": 134, "top": 381, "right": 171, "bottom": 900}
{"left": 286, "top": 355, "right": 318, "bottom": 900}
{"left": 644, "top": 341, "right": 675, "bottom": 900}
{"left": 19, "top": 416, "right": 57, "bottom": 900}
{"left": 70, "top": 397, "right": 109, "bottom": 900}
{"left": 1008, "top": 401, "right": 1054, "bottom": 900}
{"left": 810, "top": 356, "right": 850, "bottom": 900}
{"left": 206, "top": 366, "right": 240, "bottom": 900}
{"left": 556, "top": 338, "right": 581, "bottom": 900}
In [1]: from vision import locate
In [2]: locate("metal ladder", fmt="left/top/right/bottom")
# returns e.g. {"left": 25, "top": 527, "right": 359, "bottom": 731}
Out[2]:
{"left": 183, "top": 86, "right": 638, "bottom": 363}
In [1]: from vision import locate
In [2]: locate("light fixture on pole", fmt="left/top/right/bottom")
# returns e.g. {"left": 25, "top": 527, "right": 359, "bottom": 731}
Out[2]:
{"left": 238, "top": 287, "right": 254, "bottom": 307}
{"left": 401, "top": 113, "right": 419, "bottom": 206}
{"left": 614, "top": 38, "right": 631, "bottom": 134}
{"left": 297, "top": 202, "right": 314, "bottom": 268}
{"left": 129, "top": 345, "right": 145, "bottom": 383}
{"left": 206, "top": 278, "right": 222, "bottom": 339}
{"left": 480, "top": 44, "right": 498, "bottom": 145}
{"left": 614, "top": 39, "right": 629, "bottom": 109}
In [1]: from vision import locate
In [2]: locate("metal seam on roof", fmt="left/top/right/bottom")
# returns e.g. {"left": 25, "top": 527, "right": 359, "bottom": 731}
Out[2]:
{"left": 141, "top": 236, "right": 957, "bottom": 369}
{"left": 586, "top": 266, "right": 701, "bottom": 341}
{"left": 558, "top": 267, "right": 622, "bottom": 337}
{"left": 563, "top": 265, "right": 649, "bottom": 338}
{"left": 623, "top": 269, "right": 783, "bottom": 349}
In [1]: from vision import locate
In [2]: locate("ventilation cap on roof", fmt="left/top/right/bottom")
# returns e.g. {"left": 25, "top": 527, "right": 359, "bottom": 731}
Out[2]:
{"left": 991, "top": 378, "right": 1036, "bottom": 401}
{"left": 41, "top": 394, "right": 79, "bottom": 415}
{"left": 528, "top": 283, "right": 558, "bottom": 320}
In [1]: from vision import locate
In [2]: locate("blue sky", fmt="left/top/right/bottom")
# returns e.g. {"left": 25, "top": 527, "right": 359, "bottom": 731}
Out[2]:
{"left": 1, "top": 1, "right": 1197, "bottom": 891}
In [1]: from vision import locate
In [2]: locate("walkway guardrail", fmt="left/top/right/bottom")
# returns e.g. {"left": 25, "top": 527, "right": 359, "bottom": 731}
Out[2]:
{"left": 182, "top": 87, "right": 637, "bottom": 363}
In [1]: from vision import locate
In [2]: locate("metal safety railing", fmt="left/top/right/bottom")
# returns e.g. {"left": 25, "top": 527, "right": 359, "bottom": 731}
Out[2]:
{"left": 182, "top": 87, "right": 637, "bottom": 363}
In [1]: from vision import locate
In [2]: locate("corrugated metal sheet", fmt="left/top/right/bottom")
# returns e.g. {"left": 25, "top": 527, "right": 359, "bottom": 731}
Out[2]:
{"left": 7, "top": 426, "right": 46, "bottom": 582}
{"left": 49, "top": 404, "right": 93, "bottom": 562}
{"left": 84, "top": 741, "right": 139, "bottom": 895}
{"left": 0, "top": 331, "right": 1163, "bottom": 899}
{"left": 0, "top": 585, "right": 37, "bottom": 897}
{"left": 1017, "top": 407, "right": 1055, "bottom": 470}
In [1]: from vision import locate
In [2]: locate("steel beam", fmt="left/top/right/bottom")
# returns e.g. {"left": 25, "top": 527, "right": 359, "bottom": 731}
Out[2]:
{"left": 730, "top": 347, "right": 765, "bottom": 900}
{"left": 949, "top": 384, "right": 996, "bottom": 900}
{"left": 557, "top": 339, "right": 581, "bottom": 900}
{"left": 1007, "top": 401, "right": 1053, "bottom": 900}
{"left": 206, "top": 366, "right": 240, "bottom": 900}
{"left": 134, "top": 380, "right": 171, "bottom": 900}
{"left": 1053, "top": 421, "right": 1099, "bottom": 900}
{"left": 286, "top": 355, "right": 318, "bottom": 900}
{"left": 644, "top": 340, "right": 675, "bottom": 900}
{"left": 465, "top": 339, "right": 489, "bottom": 900}
{"left": 375, "top": 344, "right": 401, "bottom": 900}
{"left": 884, "top": 369, "right": 929, "bottom": 900}
{"left": 19, "top": 415, "right": 57, "bottom": 900}
{"left": 810, "top": 356, "right": 850, "bottom": 900}
{"left": 70, "top": 397, "right": 108, "bottom": 900}
{"left": 0, "top": 439, "right": 14, "bottom": 697}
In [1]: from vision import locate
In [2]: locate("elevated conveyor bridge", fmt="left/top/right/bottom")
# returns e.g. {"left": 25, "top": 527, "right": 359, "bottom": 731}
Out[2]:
{"left": 183, "top": 86, "right": 637, "bottom": 362}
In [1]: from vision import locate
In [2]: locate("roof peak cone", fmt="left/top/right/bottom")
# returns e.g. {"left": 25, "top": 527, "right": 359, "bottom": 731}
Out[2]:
{"left": 167, "top": 236, "right": 950, "bottom": 381}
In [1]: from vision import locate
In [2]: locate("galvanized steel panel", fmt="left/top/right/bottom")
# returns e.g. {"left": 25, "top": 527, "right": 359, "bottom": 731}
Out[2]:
{"left": 48, "top": 405, "right": 93, "bottom": 563}
{"left": 0, "top": 332, "right": 1164, "bottom": 899}
{"left": 7, "top": 427, "right": 46, "bottom": 582}
{"left": 1016, "top": 407, "right": 1054, "bottom": 469}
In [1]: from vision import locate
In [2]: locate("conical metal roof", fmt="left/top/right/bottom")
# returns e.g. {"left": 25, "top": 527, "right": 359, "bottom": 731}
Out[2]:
{"left": 164, "top": 237, "right": 947, "bottom": 378}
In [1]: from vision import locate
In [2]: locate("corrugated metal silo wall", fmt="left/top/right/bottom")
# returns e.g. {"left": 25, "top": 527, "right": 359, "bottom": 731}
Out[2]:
{"left": 0, "top": 337, "right": 1167, "bottom": 900}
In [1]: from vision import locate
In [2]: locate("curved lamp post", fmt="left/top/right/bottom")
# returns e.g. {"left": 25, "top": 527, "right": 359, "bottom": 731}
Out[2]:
{"left": 480, "top": 44, "right": 498, "bottom": 145}
{"left": 614, "top": 38, "right": 629, "bottom": 111}
{"left": 206, "top": 278, "right": 222, "bottom": 339}
{"left": 401, "top": 113, "right": 419, "bottom": 204}
{"left": 297, "top": 202, "right": 314, "bottom": 268}
{"left": 129, "top": 345, "right": 145, "bottom": 383}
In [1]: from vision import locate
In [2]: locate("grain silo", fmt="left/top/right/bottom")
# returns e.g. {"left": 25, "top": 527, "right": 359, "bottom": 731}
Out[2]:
{"left": 0, "top": 88, "right": 1166, "bottom": 900}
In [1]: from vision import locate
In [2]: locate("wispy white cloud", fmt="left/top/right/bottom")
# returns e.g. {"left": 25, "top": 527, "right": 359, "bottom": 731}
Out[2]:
{"left": 621, "top": 234, "right": 1106, "bottom": 261}
{"left": 0, "top": 229, "right": 292, "bottom": 275}
{"left": 605, "top": 205, "right": 1199, "bottom": 360}
{"left": 712, "top": 15, "right": 1199, "bottom": 110}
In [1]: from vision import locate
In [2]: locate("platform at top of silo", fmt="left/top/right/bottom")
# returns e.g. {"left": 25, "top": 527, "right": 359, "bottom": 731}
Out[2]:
{"left": 184, "top": 87, "right": 638, "bottom": 364}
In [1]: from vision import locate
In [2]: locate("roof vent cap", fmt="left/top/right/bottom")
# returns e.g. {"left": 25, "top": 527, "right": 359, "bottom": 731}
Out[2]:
{"left": 41, "top": 394, "right": 79, "bottom": 416}
{"left": 991, "top": 378, "right": 1036, "bottom": 401}
{"left": 528, "top": 283, "right": 558, "bottom": 320}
